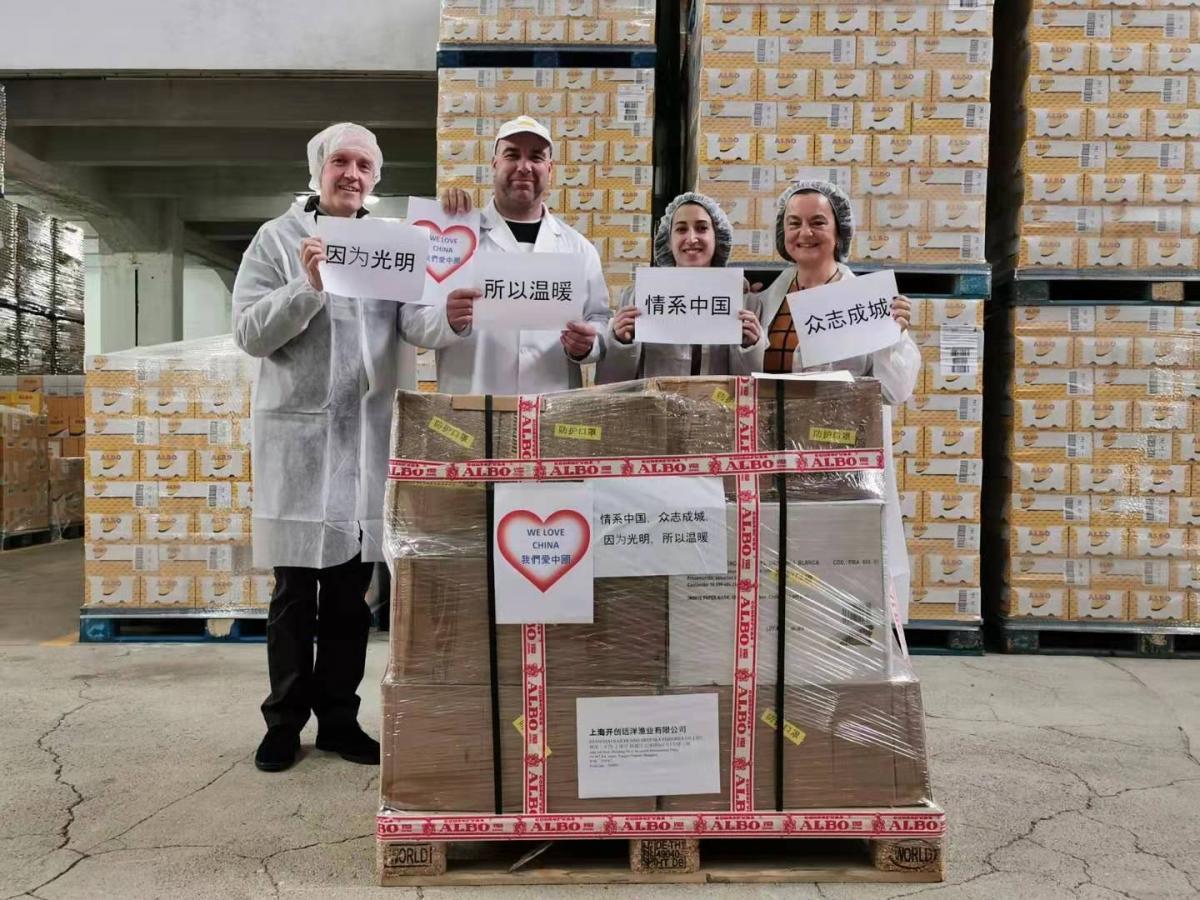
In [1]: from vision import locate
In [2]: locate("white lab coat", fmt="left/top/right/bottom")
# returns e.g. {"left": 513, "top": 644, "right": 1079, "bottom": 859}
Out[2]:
{"left": 758, "top": 263, "right": 921, "bottom": 617}
{"left": 401, "top": 199, "right": 612, "bottom": 394}
{"left": 232, "top": 201, "right": 418, "bottom": 569}
{"left": 595, "top": 285, "right": 767, "bottom": 382}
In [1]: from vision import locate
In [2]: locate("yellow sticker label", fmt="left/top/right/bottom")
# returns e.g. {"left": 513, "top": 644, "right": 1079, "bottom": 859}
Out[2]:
{"left": 712, "top": 387, "right": 734, "bottom": 408}
{"left": 512, "top": 715, "right": 552, "bottom": 756}
{"left": 429, "top": 416, "right": 475, "bottom": 449}
{"left": 553, "top": 423, "right": 602, "bottom": 441}
{"left": 766, "top": 565, "right": 822, "bottom": 589}
{"left": 760, "top": 709, "right": 807, "bottom": 746}
{"left": 809, "top": 426, "right": 858, "bottom": 445}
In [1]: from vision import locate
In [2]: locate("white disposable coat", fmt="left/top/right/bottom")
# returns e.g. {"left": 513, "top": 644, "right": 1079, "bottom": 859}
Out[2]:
{"left": 232, "top": 201, "right": 420, "bottom": 569}
{"left": 595, "top": 285, "right": 767, "bottom": 382}
{"left": 757, "top": 263, "right": 921, "bottom": 617}
{"left": 401, "top": 199, "right": 612, "bottom": 395}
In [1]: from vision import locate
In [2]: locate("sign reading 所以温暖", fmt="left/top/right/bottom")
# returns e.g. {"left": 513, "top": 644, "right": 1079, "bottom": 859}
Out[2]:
{"left": 472, "top": 252, "right": 585, "bottom": 331}
{"left": 790, "top": 270, "right": 902, "bottom": 368}
{"left": 632, "top": 267, "right": 745, "bottom": 345}
{"left": 316, "top": 216, "right": 430, "bottom": 302}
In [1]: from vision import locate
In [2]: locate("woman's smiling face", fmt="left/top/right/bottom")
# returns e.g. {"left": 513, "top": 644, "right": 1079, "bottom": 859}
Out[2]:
{"left": 783, "top": 191, "right": 838, "bottom": 266}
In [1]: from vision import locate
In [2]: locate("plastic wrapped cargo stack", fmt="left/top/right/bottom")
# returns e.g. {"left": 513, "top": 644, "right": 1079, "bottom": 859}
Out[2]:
{"left": 439, "top": 0, "right": 655, "bottom": 46}
{"left": 380, "top": 376, "right": 932, "bottom": 824}
{"left": 0, "top": 397, "right": 50, "bottom": 540}
{"left": 83, "top": 335, "right": 273, "bottom": 610}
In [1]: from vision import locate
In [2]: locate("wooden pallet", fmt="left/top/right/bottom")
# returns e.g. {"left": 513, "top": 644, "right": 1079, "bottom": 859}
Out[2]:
{"left": 51, "top": 522, "right": 84, "bottom": 542}
{"left": 1012, "top": 274, "right": 1200, "bottom": 304}
{"left": 78, "top": 613, "right": 267, "bottom": 643}
{"left": 437, "top": 45, "right": 657, "bottom": 68}
{"left": 1000, "top": 621, "right": 1200, "bottom": 659}
{"left": 903, "top": 621, "right": 984, "bottom": 656}
{"left": 1, "top": 528, "right": 52, "bottom": 551}
{"left": 377, "top": 835, "right": 944, "bottom": 885}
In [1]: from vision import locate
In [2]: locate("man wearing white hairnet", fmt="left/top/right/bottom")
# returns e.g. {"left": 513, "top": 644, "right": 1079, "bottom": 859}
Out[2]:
{"left": 414, "top": 116, "right": 612, "bottom": 393}
{"left": 233, "top": 123, "right": 425, "bottom": 772}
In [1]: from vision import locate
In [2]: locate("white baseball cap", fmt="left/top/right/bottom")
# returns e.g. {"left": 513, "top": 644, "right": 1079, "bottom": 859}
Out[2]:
{"left": 494, "top": 116, "right": 554, "bottom": 157}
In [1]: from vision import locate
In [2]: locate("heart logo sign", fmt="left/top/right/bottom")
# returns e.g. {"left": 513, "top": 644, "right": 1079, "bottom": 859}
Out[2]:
{"left": 412, "top": 220, "right": 477, "bottom": 283}
{"left": 497, "top": 509, "right": 591, "bottom": 592}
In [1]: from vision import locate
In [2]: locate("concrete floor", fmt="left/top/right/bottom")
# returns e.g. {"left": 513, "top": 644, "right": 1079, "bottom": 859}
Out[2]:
{"left": 1, "top": 542, "right": 1198, "bottom": 899}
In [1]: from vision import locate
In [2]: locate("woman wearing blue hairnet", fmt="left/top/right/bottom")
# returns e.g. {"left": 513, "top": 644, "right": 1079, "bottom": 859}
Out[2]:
{"left": 757, "top": 179, "right": 921, "bottom": 620}
{"left": 595, "top": 192, "right": 765, "bottom": 382}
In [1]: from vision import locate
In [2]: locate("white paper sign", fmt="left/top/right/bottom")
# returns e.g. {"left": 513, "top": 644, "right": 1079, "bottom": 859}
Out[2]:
{"left": 791, "top": 270, "right": 902, "bottom": 368}
{"left": 407, "top": 196, "right": 481, "bottom": 306}
{"left": 494, "top": 482, "right": 594, "bottom": 624}
{"left": 473, "top": 252, "right": 586, "bottom": 331}
{"left": 576, "top": 694, "right": 721, "bottom": 798}
{"left": 632, "top": 267, "right": 745, "bottom": 345}
{"left": 593, "top": 477, "right": 727, "bottom": 577}
{"left": 316, "top": 217, "right": 430, "bottom": 302}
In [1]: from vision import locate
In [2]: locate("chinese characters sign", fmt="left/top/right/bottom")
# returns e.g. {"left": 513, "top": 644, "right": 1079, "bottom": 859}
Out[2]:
{"left": 407, "top": 196, "right": 480, "bottom": 306}
{"left": 494, "top": 482, "right": 594, "bottom": 624}
{"left": 790, "top": 270, "right": 902, "bottom": 368}
{"left": 473, "top": 252, "right": 585, "bottom": 331}
{"left": 592, "top": 476, "right": 727, "bottom": 577}
{"left": 576, "top": 693, "right": 721, "bottom": 798}
{"left": 316, "top": 216, "right": 429, "bottom": 302}
{"left": 632, "top": 267, "right": 745, "bottom": 346}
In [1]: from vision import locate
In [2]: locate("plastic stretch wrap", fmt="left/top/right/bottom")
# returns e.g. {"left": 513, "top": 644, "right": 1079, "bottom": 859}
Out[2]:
{"left": 0, "top": 402, "right": 49, "bottom": 536}
{"left": 439, "top": 0, "right": 655, "bottom": 45}
{"left": 1017, "top": 2, "right": 1200, "bottom": 271}
{"left": 83, "top": 335, "right": 273, "bottom": 610}
{"left": 0, "top": 305, "right": 17, "bottom": 375}
{"left": 1005, "top": 304, "right": 1200, "bottom": 624}
{"left": 435, "top": 66, "right": 656, "bottom": 304}
{"left": 0, "top": 84, "right": 6, "bottom": 197}
{"left": 0, "top": 201, "right": 17, "bottom": 304}
{"left": 687, "top": 0, "right": 993, "bottom": 265}
{"left": 53, "top": 318, "right": 85, "bottom": 375}
{"left": 16, "top": 207, "right": 54, "bottom": 313}
{"left": 20, "top": 310, "right": 54, "bottom": 375}
{"left": 50, "top": 456, "right": 84, "bottom": 534}
{"left": 53, "top": 222, "right": 85, "bottom": 321}
{"left": 381, "top": 376, "right": 930, "bottom": 817}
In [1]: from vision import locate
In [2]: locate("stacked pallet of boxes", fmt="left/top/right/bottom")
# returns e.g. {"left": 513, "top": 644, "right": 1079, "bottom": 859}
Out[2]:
{"left": 689, "top": 1, "right": 992, "bottom": 267}
{"left": 898, "top": 297, "right": 985, "bottom": 627}
{"left": 1002, "top": 304, "right": 1200, "bottom": 628}
{"left": 435, "top": 0, "right": 657, "bottom": 306}
{"left": 83, "top": 336, "right": 273, "bottom": 612}
{"left": 1018, "top": 7, "right": 1200, "bottom": 272}
{"left": 377, "top": 377, "right": 942, "bottom": 881}
{"left": 0, "top": 393, "right": 49, "bottom": 543}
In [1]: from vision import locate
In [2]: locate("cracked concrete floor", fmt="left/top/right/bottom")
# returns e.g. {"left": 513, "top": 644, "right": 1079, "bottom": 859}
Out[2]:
{"left": 2, "top": 542, "right": 1200, "bottom": 899}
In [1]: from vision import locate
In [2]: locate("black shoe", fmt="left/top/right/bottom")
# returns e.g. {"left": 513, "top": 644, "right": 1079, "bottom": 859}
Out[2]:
{"left": 315, "top": 724, "right": 380, "bottom": 765}
{"left": 255, "top": 728, "right": 300, "bottom": 772}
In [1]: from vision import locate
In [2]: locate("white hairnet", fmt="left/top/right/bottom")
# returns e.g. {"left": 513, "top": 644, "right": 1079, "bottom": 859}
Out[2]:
{"left": 306, "top": 123, "right": 383, "bottom": 192}
{"left": 775, "top": 179, "right": 854, "bottom": 262}
{"left": 653, "top": 192, "right": 733, "bottom": 268}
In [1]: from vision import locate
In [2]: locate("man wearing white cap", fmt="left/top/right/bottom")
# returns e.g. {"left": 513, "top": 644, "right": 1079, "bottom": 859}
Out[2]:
{"left": 412, "top": 116, "right": 612, "bottom": 393}
{"left": 233, "top": 123, "right": 422, "bottom": 773}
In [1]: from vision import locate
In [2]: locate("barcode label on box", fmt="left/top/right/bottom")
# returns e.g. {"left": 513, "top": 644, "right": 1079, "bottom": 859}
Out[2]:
{"left": 964, "top": 169, "right": 983, "bottom": 195}
{"left": 1066, "top": 434, "right": 1091, "bottom": 459}
{"left": 1085, "top": 14, "right": 1099, "bottom": 38}
{"left": 957, "top": 460, "right": 979, "bottom": 483}
{"left": 207, "top": 484, "right": 232, "bottom": 508}
{"left": 134, "top": 483, "right": 159, "bottom": 509}
{"left": 1069, "top": 308, "right": 1096, "bottom": 332}
{"left": 1064, "top": 496, "right": 1089, "bottom": 521}
{"left": 208, "top": 547, "right": 233, "bottom": 572}
{"left": 618, "top": 86, "right": 648, "bottom": 123}
{"left": 1080, "top": 143, "right": 1094, "bottom": 168}
{"left": 1144, "top": 498, "right": 1171, "bottom": 524}
{"left": 957, "top": 396, "right": 981, "bottom": 420}
{"left": 1066, "top": 559, "right": 1089, "bottom": 586}
{"left": 134, "top": 546, "right": 160, "bottom": 572}
{"left": 208, "top": 420, "right": 232, "bottom": 445}
{"left": 955, "top": 525, "right": 976, "bottom": 550}
{"left": 830, "top": 105, "right": 845, "bottom": 129}
{"left": 755, "top": 39, "right": 772, "bottom": 65}
{"left": 1067, "top": 369, "right": 1094, "bottom": 395}
{"left": 1146, "top": 435, "right": 1171, "bottom": 460}
{"left": 135, "top": 419, "right": 160, "bottom": 446}
{"left": 940, "top": 326, "right": 980, "bottom": 374}
{"left": 1149, "top": 309, "right": 1173, "bottom": 332}
{"left": 135, "top": 360, "right": 162, "bottom": 383}
{"left": 956, "top": 590, "right": 979, "bottom": 615}
{"left": 969, "top": 39, "right": 982, "bottom": 64}
{"left": 750, "top": 167, "right": 772, "bottom": 192}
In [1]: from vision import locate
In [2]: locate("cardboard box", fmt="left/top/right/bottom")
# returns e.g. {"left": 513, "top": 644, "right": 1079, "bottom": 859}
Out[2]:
{"left": 1030, "top": 109, "right": 1086, "bottom": 139}
{"left": 1092, "top": 42, "right": 1148, "bottom": 73}
{"left": 1007, "top": 587, "right": 1070, "bottom": 619}
{"left": 1070, "top": 590, "right": 1127, "bottom": 620}
{"left": 1034, "top": 42, "right": 1090, "bottom": 72}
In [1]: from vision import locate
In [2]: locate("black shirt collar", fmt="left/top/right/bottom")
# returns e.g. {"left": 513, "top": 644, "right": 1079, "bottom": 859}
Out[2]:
{"left": 304, "top": 194, "right": 369, "bottom": 218}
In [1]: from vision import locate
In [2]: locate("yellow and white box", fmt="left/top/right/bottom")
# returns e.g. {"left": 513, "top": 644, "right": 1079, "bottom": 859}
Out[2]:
{"left": 877, "top": 8, "right": 931, "bottom": 35}
{"left": 853, "top": 231, "right": 904, "bottom": 262}
{"left": 856, "top": 166, "right": 908, "bottom": 197}
{"left": 1026, "top": 173, "right": 1084, "bottom": 203}
{"left": 701, "top": 68, "right": 757, "bottom": 101}
{"left": 1030, "top": 109, "right": 1086, "bottom": 139}
{"left": 925, "top": 553, "right": 980, "bottom": 586}
{"left": 1137, "top": 335, "right": 1195, "bottom": 367}
{"left": 1076, "top": 399, "right": 1132, "bottom": 430}
{"left": 917, "top": 37, "right": 993, "bottom": 68}
{"left": 197, "top": 449, "right": 247, "bottom": 480}
{"left": 1112, "top": 10, "right": 1192, "bottom": 41}
{"left": 140, "top": 450, "right": 193, "bottom": 481}
{"left": 875, "top": 135, "right": 930, "bottom": 165}
{"left": 1132, "top": 591, "right": 1189, "bottom": 620}
{"left": 926, "top": 491, "right": 982, "bottom": 521}
{"left": 911, "top": 167, "right": 987, "bottom": 198}
{"left": 1034, "top": 42, "right": 1090, "bottom": 72}
{"left": 196, "top": 512, "right": 248, "bottom": 543}
{"left": 1090, "top": 108, "right": 1146, "bottom": 139}
{"left": 611, "top": 140, "right": 652, "bottom": 164}
{"left": 760, "top": 134, "right": 813, "bottom": 164}
{"left": 817, "top": 134, "right": 870, "bottom": 164}
{"left": 87, "top": 450, "right": 137, "bottom": 481}
{"left": 1015, "top": 526, "right": 1070, "bottom": 556}
{"left": 1153, "top": 42, "right": 1200, "bottom": 72}
{"left": 1025, "top": 140, "right": 1106, "bottom": 172}
{"left": 1071, "top": 525, "right": 1128, "bottom": 556}
{"left": 907, "top": 522, "right": 982, "bottom": 552}
{"left": 569, "top": 19, "right": 612, "bottom": 43}
{"left": 873, "top": 199, "right": 927, "bottom": 230}
{"left": 85, "top": 573, "right": 139, "bottom": 607}
{"left": 702, "top": 36, "right": 781, "bottom": 67}
{"left": 1110, "top": 76, "right": 1189, "bottom": 108}
{"left": 1016, "top": 462, "right": 1072, "bottom": 492}
{"left": 779, "top": 36, "right": 856, "bottom": 68}
{"left": 700, "top": 100, "right": 777, "bottom": 131}
{"left": 1029, "top": 11, "right": 1112, "bottom": 42}
{"left": 857, "top": 102, "right": 910, "bottom": 134}
{"left": 198, "top": 576, "right": 250, "bottom": 607}
{"left": 1138, "top": 400, "right": 1191, "bottom": 430}
{"left": 703, "top": 3, "right": 759, "bottom": 35}
{"left": 759, "top": 69, "right": 814, "bottom": 101}
{"left": 905, "top": 394, "right": 983, "bottom": 425}
{"left": 937, "top": 71, "right": 990, "bottom": 101}
{"left": 1023, "top": 205, "right": 1102, "bottom": 235}
{"left": 704, "top": 133, "right": 755, "bottom": 162}
{"left": 909, "top": 232, "right": 984, "bottom": 263}
{"left": 1082, "top": 237, "right": 1138, "bottom": 268}
{"left": 1131, "top": 527, "right": 1190, "bottom": 557}
{"left": 876, "top": 70, "right": 930, "bottom": 102}
{"left": 760, "top": 5, "right": 814, "bottom": 34}
{"left": 1021, "top": 236, "right": 1074, "bottom": 268}
{"left": 1149, "top": 108, "right": 1200, "bottom": 139}
{"left": 87, "top": 513, "right": 138, "bottom": 543}
{"left": 859, "top": 37, "right": 912, "bottom": 68}
{"left": 1076, "top": 337, "right": 1133, "bottom": 367}
{"left": 776, "top": 102, "right": 853, "bottom": 134}
{"left": 819, "top": 69, "right": 871, "bottom": 101}
{"left": 893, "top": 425, "right": 921, "bottom": 457}
{"left": 1009, "top": 587, "right": 1069, "bottom": 619}
{"left": 1028, "top": 75, "right": 1110, "bottom": 106}
{"left": 820, "top": 6, "right": 873, "bottom": 35}
{"left": 1092, "top": 42, "right": 1148, "bottom": 73}
{"left": 1017, "top": 336, "right": 1074, "bottom": 367}
{"left": 912, "top": 102, "right": 989, "bottom": 134}
{"left": 1147, "top": 174, "right": 1200, "bottom": 204}
{"left": 933, "top": 136, "right": 988, "bottom": 165}
{"left": 1070, "top": 590, "right": 1127, "bottom": 620}
{"left": 141, "top": 513, "right": 191, "bottom": 543}
{"left": 1086, "top": 174, "right": 1142, "bottom": 205}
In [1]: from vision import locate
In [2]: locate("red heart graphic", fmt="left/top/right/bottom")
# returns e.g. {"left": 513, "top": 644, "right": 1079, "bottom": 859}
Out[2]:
{"left": 413, "top": 220, "right": 478, "bottom": 283}
{"left": 497, "top": 509, "right": 591, "bottom": 593}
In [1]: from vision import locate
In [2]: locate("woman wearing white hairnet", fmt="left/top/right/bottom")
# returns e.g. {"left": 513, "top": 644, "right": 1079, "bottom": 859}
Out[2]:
{"left": 757, "top": 179, "right": 921, "bottom": 623}
{"left": 595, "top": 192, "right": 765, "bottom": 382}
{"left": 233, "top": 123, "right": 439, "bottom": 774}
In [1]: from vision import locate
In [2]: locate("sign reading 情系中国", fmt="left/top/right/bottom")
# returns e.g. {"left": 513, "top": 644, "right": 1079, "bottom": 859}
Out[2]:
{"left": 471, "top": 252, "right": 586, "bottom": 330}
{"left": 316, "top": 216, "right": 429, "bottom": 302}
{"left": 790, "top": 270, "right": 903, "bottom": 368}
{"left": 632, "top": 267, "right": 745, "bottom": 346}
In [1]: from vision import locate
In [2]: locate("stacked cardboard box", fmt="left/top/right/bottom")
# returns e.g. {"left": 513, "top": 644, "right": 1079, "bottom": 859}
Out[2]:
{"left": 1019, "top": 7, "right": 1200, "bottom": 270}
{"left": 0, "top": 394, "right": 50, "bottom": 539}
{"left": 381, "top": 378, "right": 931, "bottom": 818}
{"left": 439, "top": 0, "right": 655, "bottom": 45}
{"left": 897, "top": 297, "right": 985, "bottom": 622}
{"left": 1003, "top": 304, "right": 1200, "bottom": 624}
{"left": 689, "top": 2, "right": 992, "bottom": 265}
{"left": 50, "top": 456, "right": 84, "bottom": 539}
{"left": 436, "top": 65, "right": 656, "bottom": 304}
{"left": 83, "top": 336, "right": 272, "bottom": 610}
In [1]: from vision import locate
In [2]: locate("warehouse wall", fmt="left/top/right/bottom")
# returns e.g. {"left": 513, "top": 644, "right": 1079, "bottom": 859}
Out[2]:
{"left": 0, "top": 0, "right": 439, "bottom": 72}
{"left": 183, "top": 267, "right": 232, "bottom": 341}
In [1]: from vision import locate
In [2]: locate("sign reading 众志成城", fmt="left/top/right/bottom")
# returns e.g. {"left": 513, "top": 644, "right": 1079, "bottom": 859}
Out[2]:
{"left": 791, "top": 270, "right": 902, "bottom": 368}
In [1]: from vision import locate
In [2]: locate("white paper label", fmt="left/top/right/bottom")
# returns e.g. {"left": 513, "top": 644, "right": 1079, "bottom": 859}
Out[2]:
{"left": 939, "top": 325, "right": 981, "bottom": 375}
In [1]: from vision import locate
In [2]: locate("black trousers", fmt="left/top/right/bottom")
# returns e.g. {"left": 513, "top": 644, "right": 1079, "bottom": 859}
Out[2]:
{"left": 261, "top": 553, "right": 374, "bottom": 735}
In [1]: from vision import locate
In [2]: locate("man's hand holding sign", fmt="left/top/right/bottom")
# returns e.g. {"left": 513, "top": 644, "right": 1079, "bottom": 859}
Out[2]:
{"left": 792, "top": 270, "right": 910, "bottom": 368}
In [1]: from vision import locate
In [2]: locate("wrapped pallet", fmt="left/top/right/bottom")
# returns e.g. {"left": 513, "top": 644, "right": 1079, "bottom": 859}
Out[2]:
{"left": 378, "top": 376, "right": 936, "bottom": 862}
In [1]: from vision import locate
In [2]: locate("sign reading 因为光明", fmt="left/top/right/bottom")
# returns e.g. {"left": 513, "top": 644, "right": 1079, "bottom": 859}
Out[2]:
{"left": 316, "top": 216, "right": 430, "bottom": 302}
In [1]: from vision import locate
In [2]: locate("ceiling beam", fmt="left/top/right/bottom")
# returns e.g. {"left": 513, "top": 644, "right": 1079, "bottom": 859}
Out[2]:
{"left": 107, "top": 165, "right": 434, "bottom": 198}
{"left": 2, "top": 77, "right": 435, "bottom": 129}
{"left": 9, "top": 126, "right": 435, "bottom": 167}
{"left": 183, "top": 231, "right": 242, "bottom": 273}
